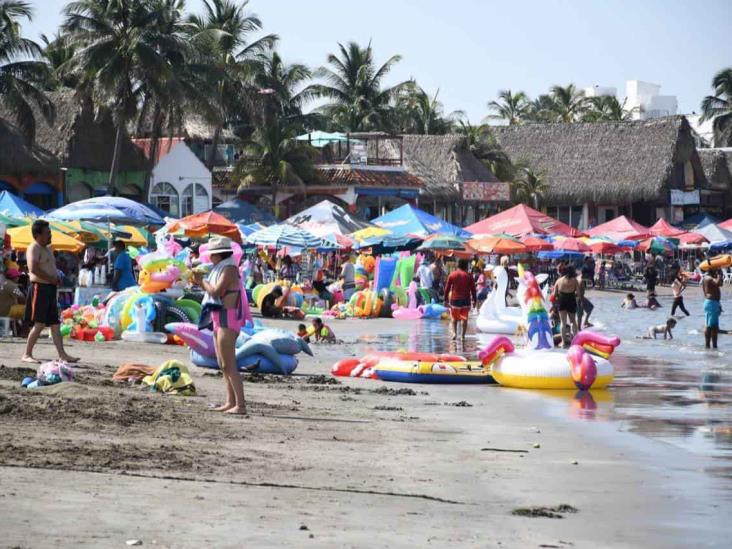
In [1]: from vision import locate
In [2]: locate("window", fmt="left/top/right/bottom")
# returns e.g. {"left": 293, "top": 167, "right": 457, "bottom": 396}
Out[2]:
{"left": 181, "top": 183, "right": 209, "bottom": 216}
{"left": 150, "top": 182, "right": 179, "bottom": 216}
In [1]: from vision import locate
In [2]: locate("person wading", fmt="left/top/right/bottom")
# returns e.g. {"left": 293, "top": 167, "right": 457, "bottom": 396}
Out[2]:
{"left": 194, "top": 236, "right": 247, "bottom": 415}
{"left": 444, "top": 258, "right": 476, "bottom": 341}
{"left": 702, "top": 268, "right": 722, "bottom": 350}
{"left": 22, "top": 220, "right": 79, "bottom": 364}
{"left": 553, "top": 263, "right": 579, "bottom": 347}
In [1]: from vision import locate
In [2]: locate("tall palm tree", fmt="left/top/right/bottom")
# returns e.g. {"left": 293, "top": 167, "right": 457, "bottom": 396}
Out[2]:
{"left": 253, "top": 50, "right": 314, "bottom": 128}
{"left": 0, "top": 0, "right": 54, "bottom": 142}
{"left": 525, "top": 94, "right": 557, "bottom": 123}
{"left": 486, "top": 89, "right": 529, "bottom": 125}
{"left": 453, "top": 114, "right": 513, "bottom": 181}
{"left": 306, "top": 41, "right": 410, "bottom": 131}
{"left": 235, "top": 117, "right": 316, "bottom": 216}
{"left": 701, "top": 67, "right": 732, "bottom": 147}
{"left": 582, "top": 95, "right": 636, "bottom": 122}
{"left": 188, "top": 0, "right": 277, "bottom": 167}
{"left": 547, "top": 84, "right": 587, "bottom": 123}
{"left": 395, "top": 83, "right": 453, "bottom": 134}
{"left": 62, "top": 0, "right": 171, "bottom": 193}
{"left": 40, "top": 32, "right": 78, "bottom": 89}
{"left": 511, "top": 165, "right": 549, "bottom": 209}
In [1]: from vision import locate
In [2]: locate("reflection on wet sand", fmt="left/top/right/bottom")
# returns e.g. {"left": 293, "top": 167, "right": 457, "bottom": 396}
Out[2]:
{"left": 352, "top": 291, "right": 732, "bottom": 486}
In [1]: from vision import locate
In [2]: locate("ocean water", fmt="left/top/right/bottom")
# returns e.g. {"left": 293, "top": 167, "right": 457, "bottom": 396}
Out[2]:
{"left": 350, "top": 290, "right": 732, "bottom": 486}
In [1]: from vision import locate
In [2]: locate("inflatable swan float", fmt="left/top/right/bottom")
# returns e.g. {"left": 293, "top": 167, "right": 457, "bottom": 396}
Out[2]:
{"left": 478, "top": 267, "right": 620, "bottom": 390}
{"left": 477, "top": 266, "right": 548, "bottom": 334}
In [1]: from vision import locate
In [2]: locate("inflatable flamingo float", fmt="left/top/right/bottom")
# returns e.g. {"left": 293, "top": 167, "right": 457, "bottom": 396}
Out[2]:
{"left": 391, "top": 281, "right": 423, "bottom": 320}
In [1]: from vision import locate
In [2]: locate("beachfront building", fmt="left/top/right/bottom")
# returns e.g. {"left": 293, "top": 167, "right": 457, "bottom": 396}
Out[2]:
{"left": 492, "top": 116, "right": 722, "bottom": 229}
{"left": 1, "top": 91, "right": 149, "bottom": 206}
{"left": 238, "top": 132, "right": 509, "bottom": 222}
{"left": 133, "top": 113, "right": 238, "bottom": 206}
{"left": 400, "top": 135, "right": 510, "bottom": 225}
{"left": 0, "top": 119, "right": 61, "bottom": 209}
{"left": 132, "top": 138, "right": 212, "bottom": 217}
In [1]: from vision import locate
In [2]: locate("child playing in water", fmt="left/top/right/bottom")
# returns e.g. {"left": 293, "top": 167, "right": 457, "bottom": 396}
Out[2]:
{"left": 311, "top": 317, "right": 336, "bottom": 343}
{"left": 645, "top": 291, "right": 661, "bottom": 310}
{"left": 621, "top": 293, "right": 638, "bottom": 309}
{"left": 644, "top": 318, "right": 677, "bottom": 339}
{"left": 297, "top": 323, "right": 310, "bottom": 343}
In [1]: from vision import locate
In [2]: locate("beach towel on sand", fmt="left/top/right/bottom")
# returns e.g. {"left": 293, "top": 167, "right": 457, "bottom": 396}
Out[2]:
{"left": 112, "top": 363, "right": 157, "bottom": 383}
{"left": 142, "top": 360, "right": 196, "bottom": 395}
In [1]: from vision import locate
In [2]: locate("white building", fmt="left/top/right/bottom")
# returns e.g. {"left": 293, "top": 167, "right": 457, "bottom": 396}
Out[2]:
{"left": 133, "top": 138, "right": 212, "bottom": 217}
{"left": 583, "top": 80, "right": 678, "bottom": 120}
{"left": 625, "top": 80, "right": 678, "bottom": 120}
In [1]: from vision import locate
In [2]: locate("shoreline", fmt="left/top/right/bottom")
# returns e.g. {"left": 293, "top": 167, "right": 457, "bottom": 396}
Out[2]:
{"left": 0, "top": 318, "right": 727, "bottom": 547}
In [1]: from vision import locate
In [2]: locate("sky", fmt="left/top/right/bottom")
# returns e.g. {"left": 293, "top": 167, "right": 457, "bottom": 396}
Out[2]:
{"left": 23, "top": 0, "right": 732, "bottom": 122}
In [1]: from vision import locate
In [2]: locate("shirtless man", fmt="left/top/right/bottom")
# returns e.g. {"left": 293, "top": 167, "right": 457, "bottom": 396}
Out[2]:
{"left": 702, "top": 268, "right": 722, "bottom": 350}
{"left": 22, "top": 220, "right": 78, "bottom": 364}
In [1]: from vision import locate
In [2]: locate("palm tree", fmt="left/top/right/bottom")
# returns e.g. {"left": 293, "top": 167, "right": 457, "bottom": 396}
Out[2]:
{"left": 395, "top": 83, "right": 453, "bottom": 134}
{"left": 511, "top": 165, "right": 549, "bottom": 209}
{"left": 235, "top": 118, "right": 316, "bottom": 216}
{"left": 62, "top": 0, "right": 171, "bottom": 194}
{"left": 453, "top": 114, "right": 514, "bottom": 181}
{"left": 486, "top": 89, "right": 529, "bottom": 125}
{"left": 0, "top": 0, "right": 54, "bottom": 142}
{"left": 188, "top": 0, "right": 277, "bottom": 167}
{"left": 701, "top": 67, "right": 732, "bottom": 147}
{"left": 253, "top": 50, "right": 314, "bottom": 128}
{"left": 40, "top": 32, "right": 78, "bottom": 89}
{"left": 583, "top": 96, "right": 635, "bottom": 122}
{"left": 525, "top": 94, "right": 557, "bottom": 123}
{"left": 306, "top": 41, "right": 410, "bottom": 131}
{"left": 546, "top": 84, "right": 587, "bottom": 123}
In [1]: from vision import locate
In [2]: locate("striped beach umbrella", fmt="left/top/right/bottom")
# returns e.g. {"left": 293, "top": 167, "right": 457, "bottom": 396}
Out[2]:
{"left": 246, "top": 224, "right": 324, "bottom": 249}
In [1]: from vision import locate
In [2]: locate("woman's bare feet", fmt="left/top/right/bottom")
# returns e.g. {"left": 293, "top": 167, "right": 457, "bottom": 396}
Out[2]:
{"left": 212, "top": 403, "right": 235, "bottom": 412}
{"left": 223, "top": 405, "right": 248, "bottom": 415}
{"left": 21, "top": 355, "right": 40, "bottom": 364}
{"left": 60, "top": 354, "right": 80, "bottom": 363}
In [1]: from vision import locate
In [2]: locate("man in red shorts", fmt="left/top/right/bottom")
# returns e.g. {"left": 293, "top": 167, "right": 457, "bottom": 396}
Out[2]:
{"left": 444, "top": 258, "right": 477, "bottom": 341}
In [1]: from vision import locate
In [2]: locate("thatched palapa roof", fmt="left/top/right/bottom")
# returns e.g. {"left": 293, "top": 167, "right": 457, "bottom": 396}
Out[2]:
{"left": 134, "top": 111, "right": 237, "bottom": 142}
{"left": 698, "top": 148, "right": 732, "bottom": 190}
{"left": 401, "top": 134, "right": 500, "bottom": 197}
{"left": 0, "top": 119, "right": 60, "bottom": 177}
{"left": 491, "top": 116, "right": 704, "bottom": 205}
{"left": 1, "top": 90, "right": 148, "bottom": 172}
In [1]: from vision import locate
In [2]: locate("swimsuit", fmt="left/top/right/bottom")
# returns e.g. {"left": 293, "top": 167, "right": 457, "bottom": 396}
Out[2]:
{"left": 212, "top": 289, "right": 244, "bottom": 333}
{"left": 704, "top": 299, "right": 721, "bottom": 328}
{"left": 557, "top": 291, "right": 577, "bottom": 314}
{"left": 25, "top": 282, "right": 59, "bottom": 326}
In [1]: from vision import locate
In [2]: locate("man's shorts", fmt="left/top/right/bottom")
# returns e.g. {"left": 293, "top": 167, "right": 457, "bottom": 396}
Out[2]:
{"left": 450, "top": 299, "right": 471, "bottom": 321}
{"left": 25, "top": 283, "right": 59, "bottom": 326}
{"left": 704, "top": 298, "right": 721, "bottom": 329}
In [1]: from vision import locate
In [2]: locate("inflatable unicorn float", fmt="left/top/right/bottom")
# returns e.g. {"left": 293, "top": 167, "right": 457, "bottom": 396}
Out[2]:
{"left": 478, "top": 266, "right": 620, "bottom": 390}
{"left": 332, "top": 266, "right": 620, "bottom": 390}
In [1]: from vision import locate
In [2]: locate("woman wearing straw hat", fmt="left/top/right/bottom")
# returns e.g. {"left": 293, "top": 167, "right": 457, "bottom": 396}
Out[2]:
{"left": 193, "top": 236, "right": 247, "bottom": 415}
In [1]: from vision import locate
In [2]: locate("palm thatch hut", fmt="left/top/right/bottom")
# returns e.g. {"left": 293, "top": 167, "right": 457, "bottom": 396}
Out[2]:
{"left": 698, "top": 148, "right": 732, "bottom": 191}
{"left": 0, "top": 118, "right": 61, "bottom": 209}
{"left": 1, "top": 90, "right": 149, "bottom": 203}
{"left": 401, "top": 135, "right": 509, "bottom": 224}
{"left": 491, "top": 116, "right": 717, "bottom": 227}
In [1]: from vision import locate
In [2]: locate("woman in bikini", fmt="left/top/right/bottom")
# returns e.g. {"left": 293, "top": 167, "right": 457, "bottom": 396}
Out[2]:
{"left": 193, "top": 237, "right": 247, "bottom": 415}
{"left": 553, "top": 264, "right": 579, "bottom": 347}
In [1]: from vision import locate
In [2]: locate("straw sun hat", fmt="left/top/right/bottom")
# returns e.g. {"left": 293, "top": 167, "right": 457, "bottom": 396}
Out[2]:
{"left": 207, "top": 236, "right": 233, "bottom": 255}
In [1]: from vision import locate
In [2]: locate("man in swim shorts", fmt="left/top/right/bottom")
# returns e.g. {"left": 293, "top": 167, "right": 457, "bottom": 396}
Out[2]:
{"left": 702, "top": 268, "right": 722, "bottom": 349}
{"left": 444, "top": 258, "right": 476, "bottom": 341}
{"left": 23, "top": 220, "right": 79, "bottom": 364}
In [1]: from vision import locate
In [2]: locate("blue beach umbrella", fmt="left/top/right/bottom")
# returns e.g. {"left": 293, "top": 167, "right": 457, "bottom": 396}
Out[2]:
{"left": 0, "top": 191, "right": 45, "bottom": 217}
{"left": 246, "top": 224, "right": 324, "bottom": 249}
{"left": 48, "top": 197, "right": 165, "bottom": 225}
{"left": 371, "top": 204, "right": 471, "bottom": 239}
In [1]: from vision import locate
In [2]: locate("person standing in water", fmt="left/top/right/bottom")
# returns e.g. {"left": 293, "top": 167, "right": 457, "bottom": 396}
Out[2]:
{"left": 444, "top": 258, "right": 476, "bottom": 341}
{"left": 553, "top": 263, "right": 579, "bottom": 347}
{"left": 671, "top": 273, "right": 690, "bottom": 317}
{"left": 193, "top": 237, "right": 247, "bottom": 415}
{"left": 22, "top": 220, "right": 78, "bottom": 364}
{"left": 702, "top": 268, "right": 722, "bottom": 350}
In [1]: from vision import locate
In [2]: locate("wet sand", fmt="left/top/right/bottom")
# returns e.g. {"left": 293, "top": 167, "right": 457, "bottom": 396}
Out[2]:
{"left": 0, "top": 310, "right": 728, "bottom": 547}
